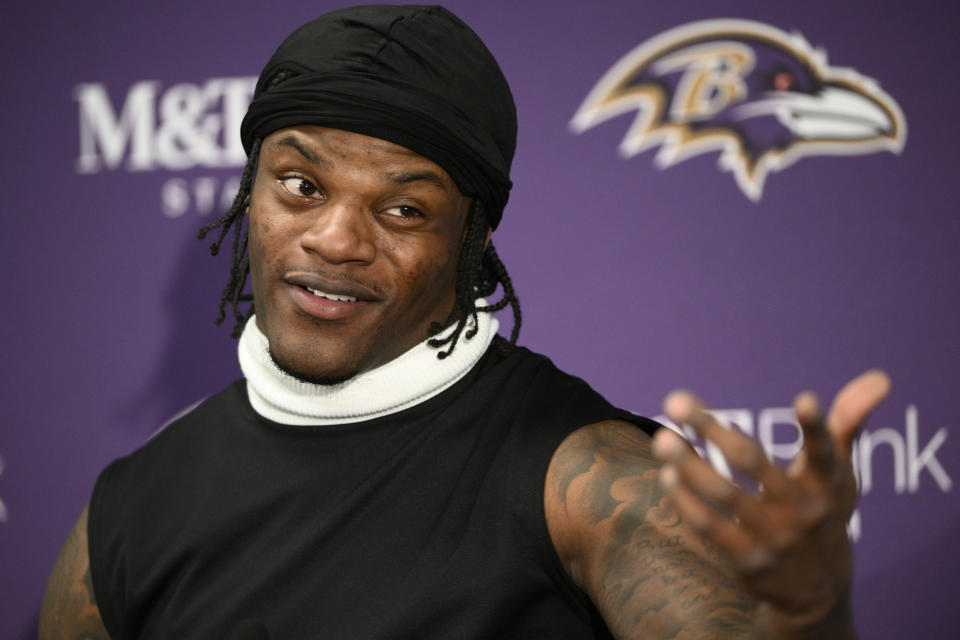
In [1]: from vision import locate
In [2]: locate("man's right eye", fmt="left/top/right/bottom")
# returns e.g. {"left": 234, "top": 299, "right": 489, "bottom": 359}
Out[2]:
{"left": 278, "top": 177, "right": 320, "bottom": 198}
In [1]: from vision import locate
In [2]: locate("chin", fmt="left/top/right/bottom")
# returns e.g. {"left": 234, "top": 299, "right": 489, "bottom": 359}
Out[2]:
{"left": 268, "top": 348, "right": 359, "bottom": 386}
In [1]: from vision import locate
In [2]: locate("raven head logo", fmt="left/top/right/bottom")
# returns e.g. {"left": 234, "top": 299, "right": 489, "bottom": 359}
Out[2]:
{"left": 570, "top": 19, "right": 906, "bottom": 200}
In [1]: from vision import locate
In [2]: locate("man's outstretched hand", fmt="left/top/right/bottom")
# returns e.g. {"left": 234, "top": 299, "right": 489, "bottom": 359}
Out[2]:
{"left": 652, "top": 370, "right": 891, "bottom": 636}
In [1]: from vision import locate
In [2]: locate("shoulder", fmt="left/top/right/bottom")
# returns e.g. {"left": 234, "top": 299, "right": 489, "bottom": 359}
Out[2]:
{"left": 120, "top": 379, "right": 249, "bottom": 465}
{"left": 480, "top": 345, "right": 660, "bottom": 503}
{"left": 484, "top": 342, "right": 659, "bottom": 433}
{"left": 152, "top": 379, "right": 250, "bottom": 436}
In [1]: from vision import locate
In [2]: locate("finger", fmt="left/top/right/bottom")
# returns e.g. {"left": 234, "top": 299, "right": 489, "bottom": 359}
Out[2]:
{"left": 654, "top": 428, "right": 751, "bottom": 516}
{"left": 660, "top": 437, "right": 797, "bottom": 544}
{"left": 651, "top": 427, "right": 697, "bottom": 463}
{"left": 664, "top": 391, "right": 792, "bottom": 498}
{"left": 656, "top": 428, "right": 744, "bottom": 509}
{"left": 659, "top": 465, "right": 771, "bottom": 572}
{"left": 793, "top": 390, "right": 835, "bottom": 473}
{"left": 826, "top": 370, "right": 892, "bottom": 458}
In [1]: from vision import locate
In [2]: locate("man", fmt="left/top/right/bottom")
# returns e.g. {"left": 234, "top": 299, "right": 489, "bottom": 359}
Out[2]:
{"left": 39, "top": 5, "right": 889, "bottom": 639}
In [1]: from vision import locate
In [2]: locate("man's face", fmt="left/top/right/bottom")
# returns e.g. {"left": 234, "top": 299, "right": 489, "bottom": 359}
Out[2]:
{"left": 247, "top": 126, "right": 470, "bottom": 383}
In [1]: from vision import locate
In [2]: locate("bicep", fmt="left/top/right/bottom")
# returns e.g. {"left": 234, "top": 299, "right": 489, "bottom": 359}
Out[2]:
{"left": 39, "top": 504, "right": 111, "bottom": 640}
{"left": 545, "top": 421, "right": 757, "bottom": 639}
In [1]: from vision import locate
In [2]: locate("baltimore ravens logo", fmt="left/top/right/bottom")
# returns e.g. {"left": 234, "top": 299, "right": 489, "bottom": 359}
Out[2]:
{"left": 570, "top": 19, "right": 906, "bottom": 200}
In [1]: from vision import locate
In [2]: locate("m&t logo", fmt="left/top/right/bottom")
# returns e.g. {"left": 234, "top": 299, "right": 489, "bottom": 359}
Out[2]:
{"left": 74, "top": 77, "right": 256, "bottom": 174}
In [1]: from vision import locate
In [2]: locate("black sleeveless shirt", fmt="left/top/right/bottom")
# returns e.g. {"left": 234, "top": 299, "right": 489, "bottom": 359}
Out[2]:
{"left": 89, "top": 339, "right": 659, "bottom": 639}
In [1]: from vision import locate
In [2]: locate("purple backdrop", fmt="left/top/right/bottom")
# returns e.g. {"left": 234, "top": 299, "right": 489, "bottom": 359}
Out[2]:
{"left": 2, "top": 1, "right": 957, "bottom": 638}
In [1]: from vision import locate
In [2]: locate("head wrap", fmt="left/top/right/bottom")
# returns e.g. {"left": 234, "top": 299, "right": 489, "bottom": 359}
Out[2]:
{"left": 241, "top": 5, "right": 517, "bottom": 229}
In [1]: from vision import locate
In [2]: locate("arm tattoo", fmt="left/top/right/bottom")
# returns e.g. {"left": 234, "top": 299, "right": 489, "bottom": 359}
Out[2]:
{"left": 39, "top": 507, "right": 111, "bottom": 640}
{"left": 552, "top": 422, "right": 757, "bottom": 639}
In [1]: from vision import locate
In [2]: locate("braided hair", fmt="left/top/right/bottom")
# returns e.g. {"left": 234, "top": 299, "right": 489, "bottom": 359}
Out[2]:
{"left": 197, "top": 139, "right": 522, "bottom": 359}
{"left": 426, "top": 198, "right": 521, "bottom": 358}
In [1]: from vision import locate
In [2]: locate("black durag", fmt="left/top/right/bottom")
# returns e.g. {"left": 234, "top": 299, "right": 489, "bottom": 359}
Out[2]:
{"left": 240, "top": 5, "right": 517, "bottom": 229}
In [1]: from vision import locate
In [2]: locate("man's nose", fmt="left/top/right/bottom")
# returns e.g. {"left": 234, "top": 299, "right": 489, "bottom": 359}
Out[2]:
{"left": 299, "top": 202, "right": 376, "bottom": 265}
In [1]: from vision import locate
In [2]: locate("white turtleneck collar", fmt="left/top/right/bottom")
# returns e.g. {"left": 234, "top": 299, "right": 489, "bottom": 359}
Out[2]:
{"left": 239, "top": 309, "right": 498, "bottom": 426}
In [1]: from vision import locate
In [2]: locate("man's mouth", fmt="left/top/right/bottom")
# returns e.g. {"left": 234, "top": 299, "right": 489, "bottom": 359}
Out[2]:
{"left": 303, "top": 286, "right": 360, "bottom": 303}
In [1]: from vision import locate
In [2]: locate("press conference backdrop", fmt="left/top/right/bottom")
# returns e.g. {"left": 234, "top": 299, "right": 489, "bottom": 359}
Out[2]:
{"left": 2, "top": 1, "right": 956, "bottom": 637}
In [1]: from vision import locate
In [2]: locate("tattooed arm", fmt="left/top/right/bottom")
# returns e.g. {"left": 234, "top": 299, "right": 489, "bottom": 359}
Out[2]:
{"left": 546, "top": 421, "right": 759, "bottom": 638}
{"left": 39, "top": 505, "right": 111, "bottom": 640}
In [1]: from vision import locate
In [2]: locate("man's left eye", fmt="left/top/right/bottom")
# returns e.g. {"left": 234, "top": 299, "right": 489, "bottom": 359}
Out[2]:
{"left": 279, "top": 177, "right": 320, "bottom": 198}
{"left": 383, "top": 205, "right": 422, "bottom": 219}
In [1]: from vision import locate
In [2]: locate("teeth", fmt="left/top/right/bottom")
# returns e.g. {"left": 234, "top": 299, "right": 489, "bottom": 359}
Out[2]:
{"left": 305, "top": 286, "right": 359, "bottom": 302}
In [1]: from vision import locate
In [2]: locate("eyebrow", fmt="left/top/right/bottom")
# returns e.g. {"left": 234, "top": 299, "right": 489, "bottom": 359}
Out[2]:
{"left": 383, "top": 170, "right": 449, "bottom": 191}
{"left": 271, "top": 136, "right": 332, "bottom": 168}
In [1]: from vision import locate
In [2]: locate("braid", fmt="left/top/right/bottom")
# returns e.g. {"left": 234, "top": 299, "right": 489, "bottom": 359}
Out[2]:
{"left": 427, "top": 199, "right": 522, "bottom": 358}
{"left": 197, "top": 138, "right": 260, "bottom": 337}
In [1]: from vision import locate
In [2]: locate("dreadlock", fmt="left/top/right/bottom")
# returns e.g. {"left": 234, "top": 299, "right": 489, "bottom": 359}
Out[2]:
{"left": 197, "top": 147, "right": 522, "bottom": 357}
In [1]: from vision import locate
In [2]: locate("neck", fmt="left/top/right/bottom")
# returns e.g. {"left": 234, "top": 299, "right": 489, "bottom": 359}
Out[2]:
{"left": 239, "top": 310, "right": 498, "bottom": 425}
